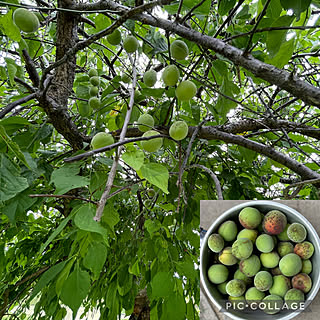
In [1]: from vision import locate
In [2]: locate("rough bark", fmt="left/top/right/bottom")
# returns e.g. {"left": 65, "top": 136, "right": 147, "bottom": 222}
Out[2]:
{"left": 129, "top": 289, "right": 150, "bottom": 320}
{"left": 39, "top": 0, "right": 85, "bottom": 150}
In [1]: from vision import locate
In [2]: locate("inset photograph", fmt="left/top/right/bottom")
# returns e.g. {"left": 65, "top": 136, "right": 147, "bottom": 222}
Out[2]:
{"left": 200, "top": 200, "right": 320, "bottom": 320}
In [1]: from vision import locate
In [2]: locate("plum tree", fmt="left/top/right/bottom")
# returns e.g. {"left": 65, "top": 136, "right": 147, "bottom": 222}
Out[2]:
{"left": 175, "top": 80, "right": 197, "bottom": 101}
{"left": 169, "top": 120, "right": 188, "bottom": 141}
{"left": 91, "top": 132, "right": 114, "bottom": 149}
{"left": 170, "top": 40, "right": 189, "bottom": 60}
{"left": 162, "top": 65, "right": 180, "bottom": 87}
{"left": 123, "top": 35, "right": 139, "bottom": 53}
{"left": 13, "top": 8, "right": 39, "bottom": 33}
{"left": 137, "top": 114, "right": 154, "bottom": 132}
{"left": 141, "top": 130, "right": 163, "bottom": 152}
{"left": 143, "top": 70, "right": 157, "bottom": 87}
{"left": 107, "top": 29, "right": 122, "bottom": 45}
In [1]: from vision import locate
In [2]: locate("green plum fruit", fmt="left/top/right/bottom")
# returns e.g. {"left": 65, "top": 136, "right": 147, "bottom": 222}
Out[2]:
{"left": 239, "top": 254, "right": 261, "bottom": 277}
{"left": 89, "top": 97, "right": 101, "bottom": 109}
{"left": 121, "top": 73, "right": 131, "bottom": 83}
{"left": 234, "top": 269, "right": 252, "bottom": 286}
{"left": 232, "top": 238, "right": 253, "bottom": 260}
{"left": 89, "top": 86, "right": 99, "bottom": 97}
{"left": 123, "top": 35, "right": 139, "bottom": 53}
{"left": 284, "top": 288, "right": 305, "bottom": 309}
{"left": 277, "top": 224, "right": 290, "bottom": 241}
{"left": 237, "top": 229, "right": 258, "bottom": 243}
{"left": 137, "top": 114, "right": 154, "bottom": 132}
{"left": 169, "top": 120, "right": 188, "bottom": 141}
{"left": 90, "top": 76, "right": 100, "bottom": 86}
{"left": 217, "top": 281, "right": 228, "bottom": 295}
{"left": 256, "top": 234, "right": 274, "bottom": 253}
{"left": 13, "top": 8, "right": 39, "bottom": 33}
{"left": 143, "top": 69, "right": 157, "bottom": 87}
{"left": 88, "top": 68, "right": 98, "bottom": 78}
{"left": 260, "top": 251, "right": 280, "bottom": 268}
{"left": 170, "top": 40, "right": 189, "bottom": 60}
{"left": 219, "top": 247, "right": 238, "bottom": 266}
{"left": 226, "top": 279, "right": 246, "bottom": 297}
{"left": 218, "top": 220, "right": 238, "bottom": 242}
{"left": 162, "top": 65, "right": 180, "bottom": 87}
{"left": 208, "top": 234, "right": 224, "bottom": 253}
{"left": 175, "top": 80, "right": 197, "bottom": 101}
{"left": 91, "top": 132, "right": 114, "bottom": 150}
{"left": 245, "top": 287, "right": 265, "bottom": 304}
{"left": 301, "top": 259, "right": 312, "bottom": 274}
{"left": 141, "top": 130, "right": 163, "bottom": 152}
{"left": 239, "top": 207, "right": 261, "bottom": 229}
{"left": 277, "top": 242, "right": 294, "bottom": 257}
{"left": 107, "top": 29, "right": 122, "bottom": 45}
{"left": 207, "top": 264, "right": 228, "bottom": 284}
{"left": 287, "top": 223, "right": 307, "bottom": 243}
{"left": 279, "top": 253, "right": 302, "bottom": 277}
{"left": 269, "top": 275, "right": 291, "bottom": 297}
{"left": 262, "top": 295, "right": 283, "bottom": 314}
{"left": 254, "top": 271, "right": 273, "bottom": 291}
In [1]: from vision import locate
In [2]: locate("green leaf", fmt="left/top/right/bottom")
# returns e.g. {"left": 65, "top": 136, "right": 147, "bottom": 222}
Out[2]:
{"left": 0, "top": 116, "right": 30, "bottom": 134}
{"left": 60, "top": 264, "right": 91, "bottom": 316}
{"left": 122, "top": 149, "right": 144, "bottom": 171}
{"left": 266, "top": 37, "right": 295, "bottom": 68}
{"left": 0, "top": 125, "right": 30, "bottom": 168}
{"left": 0, "top": 154, "right": 29, "bottom": 202}
{"left": 2, "top": 188, "right": 37, "bottom": 224}
{"left": 0, "top": 10, "right": 21, "bottom": 42}
{"left": 150, "top": 272, "right": 174, "bottom": 298}
{"left": 55, "top": 258, "right": 76, "bottom": 297}
{"left": 7, "top": 62, "right": 17, "bottom": 85}
{"left": 29, "top": 261, "right": 67, "bottom": 302}
{"left": 215, "top": 77, "right": 240, "bottom": 121}
{"left": 280, "top": 0, "right": 311, "bottom": 20}
{"left": 40, "top": 208, "right": 77, "bottom": 253}
{"left": 76, "top": 85, "right": 89, "bottom": 99}
{"left": 266, "top": 15, "right": 294, "bottom": 57}
{"left": 50, "top": 163, "right": 90, "bottom": 195}
{"left": 128, "top": 259, "right": 140, "bottom": 276}
{"left": 162, "top": 293, "right": 186, "bottom": 320}
{"left": 144, "top": 219, "right": 162, "bottom": 237}
{"left": 74, "top": 204, "right": 108, "bottom": 242}
{"left": 83, "top": 241, "right": 107, "bottom": 278}
{"left": 140, "top": 163, "right": 169, "bottom": 194}
{"left": 101, "top": 203, "right": 120, "bottom": 234}
{"left": 140, "top": 88, "right": 165, "bottom": 98}
{"left": 218, "top": 0, "right": 237, "bottom": 15}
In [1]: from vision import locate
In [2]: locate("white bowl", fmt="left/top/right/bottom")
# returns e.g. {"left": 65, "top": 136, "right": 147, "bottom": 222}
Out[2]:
{"left": 200, "top": 201, "right": 320, "bottom": 320}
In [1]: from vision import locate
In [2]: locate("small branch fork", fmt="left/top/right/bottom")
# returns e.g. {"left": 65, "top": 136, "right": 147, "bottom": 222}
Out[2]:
{"left": 187, "top": 164, "right": 223, "bottom": 200}
{"left": 283, "top": 178, "right": 320, "bottom": 199}
{"left": 94, "top": 54, "right": 137, "bottom": 222}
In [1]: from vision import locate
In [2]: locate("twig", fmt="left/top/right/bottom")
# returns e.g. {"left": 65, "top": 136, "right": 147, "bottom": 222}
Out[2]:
{"left": 187, "top": 164, "right": 223, "bottom": 200}
{"left": 283, "top": 178, "right": 320, "bottom": 199}
{"left": 213, "top": 0, "right": 245, "bottom": 38}
{"left": 64, "top": 133, "right": 168, "bottom": 162}
{"left": 0, "top": 93, "right": 38, "bottom": 119}
{"left": 244, "top": 0, "right": 271, "bottom": 54}
{"left": 29, "top": 194, "right": 97, "bottom": 204}
{"left": 181, "top": 0, "right": 208, "bottom": 25}
{"left": 94, "top": 54, "right": 137, "bottom": 222}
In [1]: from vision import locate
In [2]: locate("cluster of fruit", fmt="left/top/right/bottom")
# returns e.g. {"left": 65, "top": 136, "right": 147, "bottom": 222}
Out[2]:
{"left": 207, "top": 207, "right": 314, "bottom": 314}
{"left": 88, "top": 69, "right": 101, "bottom": 111}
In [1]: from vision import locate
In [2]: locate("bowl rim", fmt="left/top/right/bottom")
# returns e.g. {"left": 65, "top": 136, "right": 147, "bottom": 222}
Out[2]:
{"left": 200, "top": 200, "right": 320, "bottom": 320}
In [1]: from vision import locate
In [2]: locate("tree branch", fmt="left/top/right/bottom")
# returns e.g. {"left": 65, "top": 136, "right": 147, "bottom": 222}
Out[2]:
{"left": 29, "top": 194, "right": 97, "bottom": 204}
{"left": 0, "top": 93, "right": 38, "bottom": 119}
{"left": 94, "top": 54, "right": 137, "bottom": 222}
{"left": 85, "top": 1, "right": 320, "bottom": 106}
{"left": 187, "top": 164, "right": 223, "bottom": 200}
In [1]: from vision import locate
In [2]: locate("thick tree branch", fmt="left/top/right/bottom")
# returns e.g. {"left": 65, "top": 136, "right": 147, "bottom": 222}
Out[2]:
{"left": 83, "top": 1, "right": 320, "bottom": 106}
